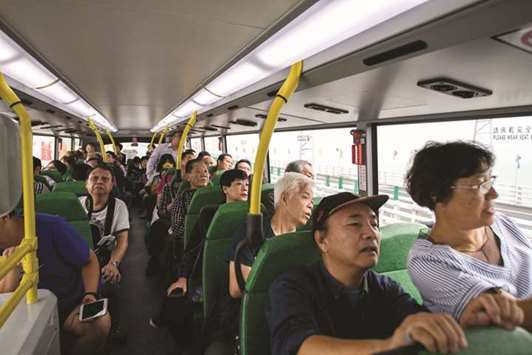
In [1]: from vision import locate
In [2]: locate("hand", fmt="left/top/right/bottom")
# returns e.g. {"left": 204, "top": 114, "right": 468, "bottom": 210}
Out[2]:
{"left": 390, "top": 312, "right": 467, "bottom": 353}
{"left": 167, "top": 277, "right": 187, "bottom": 296}
{"left": 460, "top": 291, "right": 524, "bottom": 330}
{"left": 2, "top": 247, "right": 17, "bottom": 258}
{"left": 102, "top": 262, "right": 121, "bottom": 284}
{"left": 82, "top": 294, "right": 97, "bottom": 304}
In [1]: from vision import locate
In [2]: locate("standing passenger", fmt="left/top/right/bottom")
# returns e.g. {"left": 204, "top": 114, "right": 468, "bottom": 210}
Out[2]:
{"left": 146, "top": 130, "right": 182, "bottom": 181}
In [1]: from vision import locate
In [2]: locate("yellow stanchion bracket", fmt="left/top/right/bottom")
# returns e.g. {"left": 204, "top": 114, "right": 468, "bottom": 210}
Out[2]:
{"left": 176, "top": 112, "right": 197, "bottom": 168}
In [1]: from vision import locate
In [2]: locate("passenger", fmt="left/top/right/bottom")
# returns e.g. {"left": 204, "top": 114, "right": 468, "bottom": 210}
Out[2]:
{"left": 235, "top": 159, "right": 252, "bottom": 176}
{"left": 267, "top": 192, "right": 467, "bottom": 354}
{"left": 45, "top": 159, "right": 68, "bottom": 176}
{"left": 215, "top": 153, "right": 234, "bottom": 173}
{"left": 86, "top": 155, "right": 103, "bottom": 168}
{"left": 0, "top": 211, "right": 110, "bottom": 355}
{"left": 228, "top": 172, "right": 314, "bottom": 299}
{"left": 79, "top": 164, "right": 130, "bottom": 343}
{"left": 33, "top": 156, "right": 53, "bottom": 193}
{"left": 146, "top": 130, "right": 182, "bottom": 181}
{"left": 71, "top": 163, "right": 92, "bottom": 181}
{"left": 166, "top": 169, "right": 249, "bottom": 297}
{"left": 406, "top": 141, "right": 532, "bottom": 331}
{"left": 84, "top": 142, "right": 97, "bottom": 157}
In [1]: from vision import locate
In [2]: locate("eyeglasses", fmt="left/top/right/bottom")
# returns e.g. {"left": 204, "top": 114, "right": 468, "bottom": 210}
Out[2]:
{"left": 451, "top": 176, "right": 496, "bottom": 194}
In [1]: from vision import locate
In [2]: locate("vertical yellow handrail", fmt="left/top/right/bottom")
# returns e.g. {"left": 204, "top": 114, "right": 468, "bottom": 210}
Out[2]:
{"left": 87, "top": 119, "right": 108, "bottom": 161}
{"left": 0, "top": 71, "right": 40, "bottom": 327}
{"left": 149, "top": 131, "right": 157, "bottom": 150}
{"left": 158, "top": 128, "right": 169, "bottom": 144}
{"left": 249, "top": 61, "right": 303, "bottom": 214}
{"left": 106, "top": 129, "right": 118, "bottom": 155}
{"left": 176, "top": 112, "right": 197, "bottom": 168}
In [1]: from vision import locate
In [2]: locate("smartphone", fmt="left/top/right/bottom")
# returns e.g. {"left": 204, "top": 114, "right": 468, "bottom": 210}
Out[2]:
{"left": 79, "top": 298, "right": 108, "bottom": 322}
{"left": 168, "top": 287, "right": 184, "bottom": 298}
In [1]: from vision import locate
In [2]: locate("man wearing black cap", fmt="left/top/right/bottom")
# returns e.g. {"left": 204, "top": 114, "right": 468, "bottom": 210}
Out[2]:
{"left": 267, "top": 192, "right": 468, "bottom": 355}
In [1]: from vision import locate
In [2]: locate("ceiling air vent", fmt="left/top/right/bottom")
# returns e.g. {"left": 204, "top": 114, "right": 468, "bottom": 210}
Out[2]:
{"left": 363, "top": 40, "right": 427, "bottom": 66}
{"left": 210, "top": 124, "right": 231, "bottom": 130}
{"left": 46, "top": 109, "right": 56, "bottom": 114}
{"left": 417, "top": 78, "right": 492, "bottom": 99}
{"left": 254, "top": 114, "right": 287, "bottom": 122}
{"left": 31, "top": 120, "right": 44, "bottom": 126}
{"left": 304, "top": 103, "right": 348, "bottom": 114}
{"left": 21, "top": 99, "right": 33, "bottom": 106}
{"left": 231, "top": 119, "right": 257, "bottom": 127}
{"left": 202, "top": 126, "right": 218, "bottom": 132}
{"left": 267, "top": 88, "right": 281, "bottom": 97}
{"left": 227, "top": 105, "right": 239, "bottom": 111}
{"left": 207, "top": 113, "right": 214, "bottom": 117}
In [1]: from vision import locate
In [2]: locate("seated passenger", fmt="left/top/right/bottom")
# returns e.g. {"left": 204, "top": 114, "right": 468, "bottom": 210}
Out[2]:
{"left": 33, "top": 156, "right": 54, "bottom": 194}
{"left": 235, "top": 159, "right": 252, "bottom": 176}
{"left": 406, "top": 141, "right": 532, "bottom": 331}
{"left": 166, "top": 169, "right": 249, "bottom": 297}
{"left": 228, "top": 172, "right": 314, "bottom": 299}
{"left": 45, "top": 159, "right": 68, "bottom": 177}
{"left": 267, "top": 192, "right": 467, "bottom": 355}
{"left": 214, "top": 153, "right": 234, "bottom": 174}
{"left": 0, "top": 211, "right": 110, "bottom": 355}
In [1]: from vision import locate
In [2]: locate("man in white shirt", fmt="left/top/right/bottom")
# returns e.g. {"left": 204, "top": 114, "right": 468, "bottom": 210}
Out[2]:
{"left": 79, "top": 164, "right": 130, "bottom": 343}
{"left": 146, "top": 130, "right": 182, "bottom": 181}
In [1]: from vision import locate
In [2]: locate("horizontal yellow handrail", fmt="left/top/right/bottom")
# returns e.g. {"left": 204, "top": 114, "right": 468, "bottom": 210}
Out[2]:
{"left": 0, "top": 71, "right": 40, "bottom": 328}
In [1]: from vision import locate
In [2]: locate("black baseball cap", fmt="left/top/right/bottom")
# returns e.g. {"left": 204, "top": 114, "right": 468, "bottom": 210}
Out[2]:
{"left": 312, "top": 192, "right": 389, "bottom": 232}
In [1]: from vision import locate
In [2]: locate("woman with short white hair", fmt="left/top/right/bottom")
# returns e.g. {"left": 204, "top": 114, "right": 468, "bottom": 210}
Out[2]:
{"left": 228, "top": 172, "right": 314, "bottom": 298}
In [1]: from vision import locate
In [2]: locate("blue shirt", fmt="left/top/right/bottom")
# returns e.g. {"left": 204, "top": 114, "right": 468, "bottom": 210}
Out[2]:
{"left": 35, "top": 213, "right": 90, "bottom": 315}
{"left": 267, "top": 261, "right": 426, "bottom": 355}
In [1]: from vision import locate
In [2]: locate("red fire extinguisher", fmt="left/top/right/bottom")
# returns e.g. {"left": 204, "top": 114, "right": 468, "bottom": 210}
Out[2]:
{"left": 351, "top": 129, "right": 366, "bottom": 165}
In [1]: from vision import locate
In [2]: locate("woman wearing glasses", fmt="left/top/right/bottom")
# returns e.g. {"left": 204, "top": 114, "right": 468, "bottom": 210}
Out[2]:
{"left": 406, "top": 141, "right": 532, "bottom": 332}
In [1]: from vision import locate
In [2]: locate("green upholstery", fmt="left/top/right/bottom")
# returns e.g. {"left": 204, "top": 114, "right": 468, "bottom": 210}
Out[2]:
{"left": 41, "top": 170, "right": 63, "bottom": 182}
{"left": 53, "top": 181, "right": 87, "bottom": 196}
{"left": 184, "top": 186, "right": 225, "bottom": 247}
{"left": 34, "top": 175, "right": 53, "bottom": 191}
{"left": 210, "top": 170, "right": 224, "bottom": 187}
{"left": 240, "top": 230, "right": 319, "bottom": 355}
{"left": 420, "top": 327, "right": 532, "bottom": 355}
{"left": 374, "top": 223, "right": 428, "bottom": 273}
{"left": 382, "top": 269, "right": 422, "bottom": 304}
{"left": 35, "top": 192, "right": 93, "bottom": 248}
{"left": 202, "top": 201, "right": 249, "bottom": 318}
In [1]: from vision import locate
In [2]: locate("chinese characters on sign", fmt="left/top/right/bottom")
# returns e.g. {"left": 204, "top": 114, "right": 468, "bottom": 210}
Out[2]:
{"left": 492, "top": 125, "right": 532, "bottom": 141}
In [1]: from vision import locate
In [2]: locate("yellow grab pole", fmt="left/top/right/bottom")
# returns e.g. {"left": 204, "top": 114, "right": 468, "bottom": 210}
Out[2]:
{"left": 176, "top": 111, "right": 197, "bottom": 168}
{"left": 0, "top": 72, "right": 39, "bottom": 309}
{"left": 158, "top": 128, "right": 169, "bottom": 144}
{"left": 249, "top": 61, "right": 303, "bottom": 214}
{"left": 149, "top": 132, "right": 157, "bottom": 150}
{"left": 106, "top": 129, "right": 118, "bottom": 155}
{"left": 87, "top": 120, "right": 108, "bottom": 161}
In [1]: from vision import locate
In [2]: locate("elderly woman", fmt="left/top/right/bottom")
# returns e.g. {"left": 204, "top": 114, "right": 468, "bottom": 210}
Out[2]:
{"left": 406, "top": 141, "right": 532, "bottom": 331}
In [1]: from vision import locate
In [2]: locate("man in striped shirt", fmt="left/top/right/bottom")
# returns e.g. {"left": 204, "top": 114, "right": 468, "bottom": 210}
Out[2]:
{"left": 406, "top": 141, "right": 532, "bottom": 331}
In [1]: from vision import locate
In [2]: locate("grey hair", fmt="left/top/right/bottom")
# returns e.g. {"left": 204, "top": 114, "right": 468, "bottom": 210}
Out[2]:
{"left": 284, "top": 160, "right": 312, "bottom": 174}
{"left": 274, "top": 172, "right": 314, "bottom": 208}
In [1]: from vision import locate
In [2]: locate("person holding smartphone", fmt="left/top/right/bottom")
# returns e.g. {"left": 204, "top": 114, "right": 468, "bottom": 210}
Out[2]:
{"left": 0, "top": 211, "right": 110, "bottom": 355}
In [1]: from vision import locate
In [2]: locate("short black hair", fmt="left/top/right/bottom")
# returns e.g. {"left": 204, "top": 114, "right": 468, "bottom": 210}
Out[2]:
{"left": 220, "top": 169, "right": 248, "bottom": 190}
{"left": 83, "top": 142, "right": 96, "bottom": 152}
{"left": 33, "top": 156, "right": 42, "bottom": 169}
{"left": 106, "top": 151, "right": 117, "bottom": 159}
{"left": 88, "top": 163, "right": 115, "bottom": 179}
{"left": 71, "top": 163, "right": 92, "bottom": 181}
{"left": 48, "top": 160, "right": 67, "bottom": 175}
{"left": 217, "top": 153, "right": 232, "bottom": 163}
{"left": 235, "top": 159, "right": 251, "bottom": 169}
{"left": 185, "top": 158, "right": 206, "bottom": 174}
{"left": 156, "top": 154, "right": 175, "bottom": 172}
{"left": 181, "top": 149, "right": 195, "bottom": 160}
{"left": 406, "top": 141, "right": 495, "bottom": 210}
{"left": 61, "top": 155, "right": 77, "bottom": 167}
{"left": 197, "top": 151, "right": 211, "bottom": 160}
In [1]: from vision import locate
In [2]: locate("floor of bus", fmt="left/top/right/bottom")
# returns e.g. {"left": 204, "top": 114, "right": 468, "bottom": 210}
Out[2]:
{"left": 108, "top": 208, "right": 176, "bottom": 355}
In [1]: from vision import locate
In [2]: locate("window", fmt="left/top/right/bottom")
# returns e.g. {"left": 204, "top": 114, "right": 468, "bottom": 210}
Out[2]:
{"left": 32, "top": 135, "right": 56, "bottom": 166}
{"left": 73, "top": 137, "right": 81, "bottom": 150}
{"left": 104, "top": 142, "right": 150, "bottom": 160}
{"left": 190, "top": 138, "right": 202, "bottom": 153}
{"left": 269, "top": 128, "right": 357, "bottom": 197}
{"left": 377, "top": 117, "right": 532, "bottom": 235}
{"left": 226, "top": 134, "right": 259, "bottom": 163}
{"left": 58, "top": 137, "right": 72, "bottom": 158}
{"left": 204, "top": 136, "right": 222, "bottom": 158}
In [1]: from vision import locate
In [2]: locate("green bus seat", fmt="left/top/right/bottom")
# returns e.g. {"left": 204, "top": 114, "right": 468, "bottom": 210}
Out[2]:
{"left": 41, "top": 170, "right": 63, "bottom": 183}
{"left": 240, "top": 230, "right": 319, "bottom": 355}
{"left": 35, "top": 192, "right": 93, "bottom": 248}
{"left": 184, "top": 185, "right": 225, "bottom": 248}
{"left": 202, "top": 201, "right": 249, "bottom": 319}
{"left": 53, "top": 181, "right": 87, "bottom": 196}
{"left": 34, "top": 175, "right": 53, "bottom": 191}
{"left": 374, "top": 223, "right": 428, "bottom": 273}
{"left": 210, "top": 171, "right": 224, "bottom": 187}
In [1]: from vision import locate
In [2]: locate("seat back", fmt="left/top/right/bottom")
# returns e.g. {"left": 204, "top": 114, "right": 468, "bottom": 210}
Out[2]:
{"left": 53, "top": 181, "right": 87, "bottom": 196}
{"left": 184, "top": 186, "right": 225, "bottom": 247}
{"left": 202, "top": 202, "right": 248, "bottom": 318}
{"left": 240, "top": 230, "right": 319, "bottom": 355}
{"left": 35, "top": 192, "right": 93, "bottom": 248}
{"left": 42, "top": 170, "right": 63, "bottom": 182}
{"left": 374, "top": 223, "right": 428, "bottom": 273}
